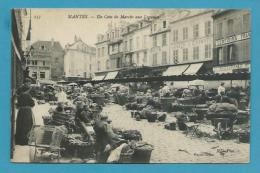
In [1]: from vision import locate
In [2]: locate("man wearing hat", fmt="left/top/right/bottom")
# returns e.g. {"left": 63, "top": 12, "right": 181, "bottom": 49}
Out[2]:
{"left": 93, "top": 114, "right": 123, "bottom": 163}
{"left": 218, "top": 82, "right": 226, "bottom": 96}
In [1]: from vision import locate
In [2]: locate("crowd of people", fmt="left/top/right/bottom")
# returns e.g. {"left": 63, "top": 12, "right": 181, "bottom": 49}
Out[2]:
{"left": 13, "top": 78, "right": 250, "bottom": 162}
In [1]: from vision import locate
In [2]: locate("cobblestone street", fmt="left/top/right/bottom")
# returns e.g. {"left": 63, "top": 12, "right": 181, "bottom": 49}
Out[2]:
{"left": 103, "top": 104, "right": 249, "bottom": 163}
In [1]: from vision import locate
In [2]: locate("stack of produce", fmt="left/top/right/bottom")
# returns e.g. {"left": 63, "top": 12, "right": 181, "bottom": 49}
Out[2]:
{"left": 122, "top": 130, "right": 142, "bottom": 141}
{"left": 207, "top": 103, "right": 238, "bottom": 120}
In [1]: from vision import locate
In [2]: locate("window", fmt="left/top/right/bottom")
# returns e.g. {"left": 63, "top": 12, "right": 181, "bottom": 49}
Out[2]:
{"left": 244, "top": 40, "right": 250, "bottom": 61}
{"left": 183, "top": 27, "right": 188, "bottom": 40}
{"left": 163, "top": 21, "right": 167, "bottom": 28}
{"left": 27, "top": 60, "right": 30, "bottom": 65}
{"left": 143, "top": 51, "right": 147, "bottom": 64}
{"left": 162, "top": 33, "right": 167, "bottom": 46}
{"left": 205, "top": 44, "right": 211, "bottom": 59}
{"left": 173, "top": 30, "right": 178, "bottom": 42}
{"left": 227, "top": 19, "right": 234, "bottom": 35}
{"left": 112, "top": 45, "right": 115, "bottom": 52}
{"left": 162, "top": 51, "right": 167, "bottom": 65}
{"left": 32, "top": 72, "right": 37, "bottom": 78}
{"left": 124, "top": 41, "right": 128, "bottom": 51}
{"left": 205, "top": 21, "right": 211, "bottom": 36}
{"left": 43, "top": 61, "right": 45, "bottom": 66}
{"left": 106, "top": 60, "right": 110, "bottom": 69}
{"left": 40, "top": 72, "right": 45, "bottom": 79}
{"left": 136, "top": 53, "right": 140, "bottom": 64}
{"left": 153, "top": 24, "right": 157, "bottom": 32}
{"left": 153, "top": 35, "right": 157, "bottom": 47}
{"left": 97, "top": 61, "right": 100, "bottom": 71}
{"left": 152, "top": 53, "right": 157, "bottom": 66}
{"left": 97, "top": 48, "right": 100, "bottom": 57}
{"left": 227, "top": 45, "right": 233, "bottom": 63}
{"left": 217, "top": 47, "right": 223, "bottom": 65}
{"left": 143, "top": 35, "right": 147, "bottom": 48}
{"left": 41, "top": 45, "right": 45, "bottom": 50}
{"left": 129, "top": 39, "right": 133, "bottom": 51}
{"left": 102, "top": 47, "right": 105, "bottom": 56}
{"left": 32, "top": 60, "right": 37, "bottom": 65}
{"left": 243, "top": 13, "right": 250, "bottom": 32}
{"left": 217, "top": 22, "right": 223, "bottom": 38}
{"left": 136, "top": 37, "right": 140, "bottom": 49}
{"left": 193, "top": 46, "right": 199, "bottom": 60}
{"left": 173, "top": 50, "right": 178, "bottom": 64}
{"left": 183, "top": 48, "right": 188, "bottom": 61}
{"left": 193, "top": 24, "right": 199, "bottom": 38}
{"left": 89, "top": 64, "right": 92, "bottom": 72}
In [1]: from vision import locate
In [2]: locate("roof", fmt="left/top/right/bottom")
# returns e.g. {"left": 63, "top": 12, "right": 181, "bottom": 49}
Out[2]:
{"left": 31, "top": 40, "right": 63, "bottom": 52}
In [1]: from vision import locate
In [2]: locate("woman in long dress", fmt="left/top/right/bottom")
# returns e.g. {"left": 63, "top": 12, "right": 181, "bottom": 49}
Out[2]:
{"left": 15, "top": 79, "right": 35, "bottom": 145}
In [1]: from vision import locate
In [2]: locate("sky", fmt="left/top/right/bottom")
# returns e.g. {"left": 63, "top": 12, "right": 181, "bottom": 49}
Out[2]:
{"left": 25, "top": 8, "right": 207, "bottom": 48}
{"left": 28, "top": 9, "right": 155, "bottom": 48}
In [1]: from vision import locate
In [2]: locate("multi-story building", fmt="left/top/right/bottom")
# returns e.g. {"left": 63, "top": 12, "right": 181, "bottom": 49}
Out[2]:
{"left": 122, "top": 20, "right": 152, "bottom": 67}
{"left": 96, "top": 34, "right": 109, "bottom": 71}
{"left": 149, "top": 14, "right": 171, "bottom": 66}
{"left": 169, "top": 10, "right": 214, "bottom": 66}
{"left": 212, "top": 9, "right": 251, "bottom": 74}
{"left": 106, "top": 24, "right": 125, "bottom": 69}
{"left": 27, "top": 39, "right": 64, "bottom": 81}
{"left": 64, "top": 36, "right": 96, "bottom": 79}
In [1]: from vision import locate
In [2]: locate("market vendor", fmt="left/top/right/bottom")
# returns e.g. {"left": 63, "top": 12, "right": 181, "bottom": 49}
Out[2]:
{"left": 15, "top": 78, "right": 35, "bottom": 145}
{"left": 93, "top": 115, "right": 124, "bottom": 163}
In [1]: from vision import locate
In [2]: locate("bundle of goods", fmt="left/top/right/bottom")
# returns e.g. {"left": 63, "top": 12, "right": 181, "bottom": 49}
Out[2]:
{"left": 238, "top": 130, "right": 250, "bottom": 143}
{"left": 117, "top": 93, "right": 128, "bottom": 106}
{"left": 118, "top": 144, "right": 135, "bottom": 163}
{"left": 90, "top": 94, "right": 105, "bottom": 106}
{"left": 185, "top": 112, "right": 198, "bottom": 122}
{"left": 146, "top": 112, "right": 158, "bottom": 122}
{"left": 127, "top": 95, "right": 136, "bottom": 103}
{"left": 136, "top": 103, "right": 147, "bottom": 111}
{"left": 125, "top": 102, "right": 138, "bottom": 110}
{"left": 165, "top": 122, "right": 177, "bottom": 130}
{"left": 206, "top": 103, "right": 238, "bottom": 120}
{"left": 60, "top": 134, "right": 95, "bottom": 158}
{"left": 177, "top": 97, "right": 196, "bottom": 105}
{"left": 175, "top": 112, "right": 187, "bottom": 131}
{"left": 130, "top": 141, "right": 154, "bottom": 163}
{"left": 236, "top": 110, "right": 250, "bottom": 124}
{"left": 140, "top": 105, "right": 154, "bottom": 119}
{"left": 122, "top": 130, "right": 142, "bottom": 141}
{"left": 160, "top": 97, "right": 176, "bottom": 112}
{"left": 146, "top": 97, "right": 161, "bottom": 109}
{"left": 157, "top": 112, "right": 167, "bottom": 122}
{"left": 42, "top": 115, "right": 52, "bottom": 125}
{"left": 52, "top": 108, "right": 75, "bottom": 126}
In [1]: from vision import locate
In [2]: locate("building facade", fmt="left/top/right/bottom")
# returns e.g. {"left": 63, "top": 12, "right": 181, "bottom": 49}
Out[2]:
{"left": 212, "top": 10, "right": 251, "bottom": 74}
{"left": 96, "top": 34, "right": 109, "bottom": 71}
{"left": 27, "top": 40, "right": 64, "bottom": 81}
{"left": 64, "top": 36, "right": 96, "bottom": 79}
{"left": 106, "top": 24, "right": 125, "bottom": 69}
{"left": 149, "top": 14, "right": 171, "bottom": 66}
{"left": 122, "top": 20, "right": 152, "bottom": 67}
{"left": 169, "top": 10, "right": 214, "bottom": 65}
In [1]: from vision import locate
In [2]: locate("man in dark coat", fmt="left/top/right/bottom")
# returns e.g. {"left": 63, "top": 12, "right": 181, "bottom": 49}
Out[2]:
{"left": 15, "top": 78, "right": 35, "bottom": 145}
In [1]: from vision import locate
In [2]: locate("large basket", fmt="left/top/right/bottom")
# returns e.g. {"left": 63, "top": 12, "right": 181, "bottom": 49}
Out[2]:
{"left": 132, "top": 142, "right": 153, "bottom": 163}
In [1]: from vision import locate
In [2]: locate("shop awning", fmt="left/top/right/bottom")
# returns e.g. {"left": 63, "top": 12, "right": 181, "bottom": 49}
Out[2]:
{"left": 92, "top": 75, "right": 105, "bottom": 81}
{"left": 183, "top": 63, "right": 204, "bottom": 75}
{"left": 163, "top": 65, "right": 189, "bottom": 76}
{"left": 104, "top": 71, "right": 118, "bottom": 80}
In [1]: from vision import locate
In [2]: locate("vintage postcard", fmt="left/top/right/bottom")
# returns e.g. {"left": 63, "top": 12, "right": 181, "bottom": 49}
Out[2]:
{"left": 11, "top": 8, "right": 250, "bottom": 163}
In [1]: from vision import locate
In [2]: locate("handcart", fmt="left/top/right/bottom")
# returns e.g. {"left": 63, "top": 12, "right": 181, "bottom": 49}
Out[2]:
{"left": 207, "top": 113, "right": 237, "bottom": 140}
{"left": 28, "top": 125, "right": 67, "bottom": 162}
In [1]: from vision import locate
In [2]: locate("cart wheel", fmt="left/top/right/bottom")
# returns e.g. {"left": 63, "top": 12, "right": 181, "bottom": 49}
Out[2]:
{"left": 217, "top": 122, "right": 223, "bottom": 140}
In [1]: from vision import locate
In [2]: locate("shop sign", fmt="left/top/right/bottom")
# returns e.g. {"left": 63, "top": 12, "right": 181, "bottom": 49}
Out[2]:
{"left": 216, "top": 32, "right": 250, "bottom": 46}
{"left": 213, "top": 63, "right": 250, "bottom": 74}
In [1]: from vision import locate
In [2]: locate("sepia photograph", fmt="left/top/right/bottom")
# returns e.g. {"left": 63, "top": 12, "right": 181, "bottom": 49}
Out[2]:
{"left": 11, "top": 8, "right": 250, "bottom": 163}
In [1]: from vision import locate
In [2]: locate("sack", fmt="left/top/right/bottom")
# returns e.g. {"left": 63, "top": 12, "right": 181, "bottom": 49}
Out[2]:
{"left": 131, "top": 141, "right": 153, "bottom": 163}
{"left": 122, "top": 130, "right": 142, "bottom": 141}
{"left": 157, "top": 113, "right": 167, "bottom": 122}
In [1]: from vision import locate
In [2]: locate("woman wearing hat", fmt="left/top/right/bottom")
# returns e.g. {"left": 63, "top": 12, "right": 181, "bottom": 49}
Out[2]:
{"left": 15, "top": 78, "right": 35, "bottom": 145}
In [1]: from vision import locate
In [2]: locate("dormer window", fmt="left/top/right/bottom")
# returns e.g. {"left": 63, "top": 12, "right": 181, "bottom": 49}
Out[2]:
{"left": 163, "top": 21, "right": 167, "bottom": 28}
{"left": 41, "top": 45, "right": 45, "bottom": 50}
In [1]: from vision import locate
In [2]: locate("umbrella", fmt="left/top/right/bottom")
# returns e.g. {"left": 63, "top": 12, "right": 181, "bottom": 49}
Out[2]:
{"left": 111, "top": 84, "right": 124, "bottom": 88}
{"left": 68, "top": 83, "right": 78, "bottom": 86}
{"left": 83, "top": 83, "right": 93, "bottom": 88}
{"left": 189, "top": 79, "right": 205, "bottom": 86}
